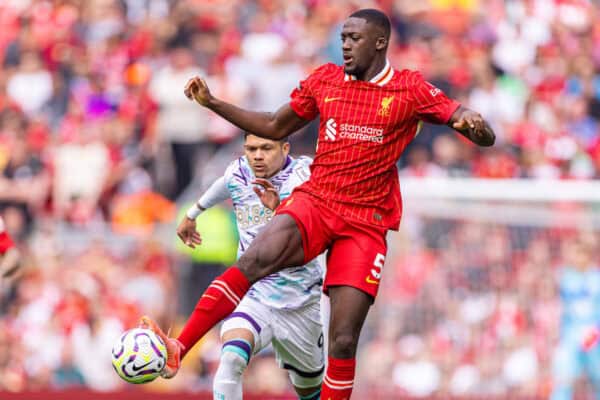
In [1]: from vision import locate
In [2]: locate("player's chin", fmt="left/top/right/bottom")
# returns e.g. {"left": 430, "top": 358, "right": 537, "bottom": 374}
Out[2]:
{"left": 343, "top": 64, "right": 357, "bottom": 75}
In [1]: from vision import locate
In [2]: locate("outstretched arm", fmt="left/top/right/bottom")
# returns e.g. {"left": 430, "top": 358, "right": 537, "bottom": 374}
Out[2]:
{"left": 448, "top": 106, "right": 496, "bottom": 147}
{"left": 184, "top": 77, "right": 309, "bottom": 140}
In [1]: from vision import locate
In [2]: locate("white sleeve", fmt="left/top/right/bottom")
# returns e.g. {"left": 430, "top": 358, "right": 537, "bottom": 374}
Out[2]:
{"left": 197, "top": 176, "right": 230, "bottom": 209}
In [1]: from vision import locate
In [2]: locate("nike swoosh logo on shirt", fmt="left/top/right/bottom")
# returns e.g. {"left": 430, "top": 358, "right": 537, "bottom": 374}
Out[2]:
{"left": 365, "top": 276, "right": 380, "bottom": 285}
{"left": 324, "top": 97, "right": 341, "bottom": 103}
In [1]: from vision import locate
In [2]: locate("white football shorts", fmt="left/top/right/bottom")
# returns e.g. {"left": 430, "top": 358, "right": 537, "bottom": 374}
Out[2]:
{"left": 221, "top": 295, "right": 325, "bottom": 388}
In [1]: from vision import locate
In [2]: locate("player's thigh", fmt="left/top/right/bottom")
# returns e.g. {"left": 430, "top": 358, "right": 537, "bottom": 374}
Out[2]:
{"left": 271, "top": 302, "right": 325, "bottom": 388}
{"left": 220, "top": 296, "right": 274, "bottom": 356}
{"left": 325, "top": 223, "right": 388, "bottom": 300}
{"left": 276, "top": 192, "right": 334, "bottom": 265}
{"left": 238, "top": 214, "right": 305, "bottom": 282}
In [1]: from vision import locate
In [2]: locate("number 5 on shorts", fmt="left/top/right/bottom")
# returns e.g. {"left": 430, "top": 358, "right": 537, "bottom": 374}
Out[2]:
{"left": 366, "top": 253, "right": 385, "bottom": 284}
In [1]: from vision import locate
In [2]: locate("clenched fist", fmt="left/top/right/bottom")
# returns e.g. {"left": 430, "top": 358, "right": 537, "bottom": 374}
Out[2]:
{"left": 184, "top": 76, "right": 212, "bottom": 107}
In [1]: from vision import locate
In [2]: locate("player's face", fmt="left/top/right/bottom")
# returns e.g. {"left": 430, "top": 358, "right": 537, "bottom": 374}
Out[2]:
{"left": 341, "top": 17, "right": 386, "bottom": 76}
{"left": 244, "top": 134, "right": 290, "bottom": 178}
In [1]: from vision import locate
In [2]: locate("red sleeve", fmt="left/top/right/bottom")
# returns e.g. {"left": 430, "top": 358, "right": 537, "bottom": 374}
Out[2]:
{"left": 411, "top": 72, "right": 461, "bottom": 124}
{"left": 289, "top": 67, "right": 322, "bottom": 121}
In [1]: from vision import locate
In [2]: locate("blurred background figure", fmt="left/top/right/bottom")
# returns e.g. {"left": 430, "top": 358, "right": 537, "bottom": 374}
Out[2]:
{"left": 149, "top": 46, "right": 212, "bottom": 199}
{"left": 551, "top": 233, "right": 600, "bottom": 400}
{"left": 0, "top": 213, "right": 20, "bottom": 312}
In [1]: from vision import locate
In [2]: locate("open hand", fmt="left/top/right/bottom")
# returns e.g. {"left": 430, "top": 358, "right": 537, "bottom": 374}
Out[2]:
{"left": 184, "top": 76, "right": 212, "bottom": 107}
{"left": 176, "top": 217, "right": 202, "bottom": 249}
{"left": 252, "top": 179, "right": 280, "bottom": 210}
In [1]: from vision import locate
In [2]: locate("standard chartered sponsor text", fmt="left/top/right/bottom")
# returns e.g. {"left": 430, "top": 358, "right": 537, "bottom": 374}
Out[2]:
{"left": 339, "top": 123, "right": 384, "bottom": 143}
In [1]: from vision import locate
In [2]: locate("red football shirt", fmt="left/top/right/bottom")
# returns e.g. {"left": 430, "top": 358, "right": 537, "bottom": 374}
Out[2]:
{"left": 0, "top": 216, "right": 14, "bottom": 254}
{"left": 289, "top": 61, "right": 460, "bottom": 230}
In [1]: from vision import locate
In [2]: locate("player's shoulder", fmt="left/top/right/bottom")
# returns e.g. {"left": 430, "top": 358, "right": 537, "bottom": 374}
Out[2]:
{"left": 287, "top": 155, "right": 313, "bottom": 175}
{"left": 390, "top": 68, "right": 425, "bottom": 87}
{"left": 293, "top": 155, "right": 313, "bottom": 169}
{"left": 306, "top": 63, "right": 343, "bottom": 82}
{"left": 224, "top": 156, "right": 251, "bottom": 183}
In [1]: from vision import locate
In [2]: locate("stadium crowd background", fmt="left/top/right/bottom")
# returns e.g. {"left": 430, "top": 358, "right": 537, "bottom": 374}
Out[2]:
{"left": 0, "top": 0, "right": 599, "bottom": 398}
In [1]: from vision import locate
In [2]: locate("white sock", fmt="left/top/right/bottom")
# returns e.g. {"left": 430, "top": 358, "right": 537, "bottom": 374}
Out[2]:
{"left": 213, "top": 346, "right": 248, "bottom": 400}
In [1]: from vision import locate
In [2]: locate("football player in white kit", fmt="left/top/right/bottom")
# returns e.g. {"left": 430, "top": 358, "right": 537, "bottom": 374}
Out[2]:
{"left": 177, "top": 133, "right": 324, "bottom": 400}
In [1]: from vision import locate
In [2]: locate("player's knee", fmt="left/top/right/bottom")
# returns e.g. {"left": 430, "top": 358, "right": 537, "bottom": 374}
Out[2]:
{"left": 289, "top": 369, "right": 324, "bottom": 393}
{"left": 218, "top": 349, "right": 248, "bottom": 377}
{"left": 329, "top": 332, "right": 359, "bottom": 358}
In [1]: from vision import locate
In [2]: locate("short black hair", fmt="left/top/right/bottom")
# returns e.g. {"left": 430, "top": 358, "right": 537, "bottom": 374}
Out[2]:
{"left": 244, "top": 132, "right": 289, "bottom": 143}
{"left": 349, "top": 9, "right": 391, "bottom": 40}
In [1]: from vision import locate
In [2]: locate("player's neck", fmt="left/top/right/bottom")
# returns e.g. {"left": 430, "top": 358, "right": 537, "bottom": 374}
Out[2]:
{"left": 358, "top": 57, "right": 388, "bottom": 82}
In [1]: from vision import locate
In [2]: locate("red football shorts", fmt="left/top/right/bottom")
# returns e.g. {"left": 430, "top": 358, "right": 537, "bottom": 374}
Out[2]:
{"left": 276, "top": 190, "right": 388, "bottom": 300}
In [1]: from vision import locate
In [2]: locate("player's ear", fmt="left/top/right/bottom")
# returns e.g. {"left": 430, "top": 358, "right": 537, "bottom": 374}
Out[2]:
{"left": 282, "top": 141, "right": 290, "bottom": 156}
{"left": 375, "top": 36, "right": 387, "bottom": 51}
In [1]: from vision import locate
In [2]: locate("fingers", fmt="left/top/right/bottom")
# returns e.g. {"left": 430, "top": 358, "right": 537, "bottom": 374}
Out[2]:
{"left": 452, "top": 119, "right": 467, "bottom": 130}
{"left": 453, "top": 113, "right": 484, "bottom": 136}
{"left": 252, "top": 178, "right": 274, "bottom": 189}
{"left": 184, "top": 77, "right": 202, "bottom": 100}
{"left": 184, "top": 78, "right": 196, "bottom": 100}
{"left": 177, "top": 229, "right": 202, "bottom": 249}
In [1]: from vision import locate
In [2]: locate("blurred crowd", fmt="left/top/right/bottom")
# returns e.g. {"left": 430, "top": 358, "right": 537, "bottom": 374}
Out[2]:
{"left": 1, "top": 0, "right": 600, "bottom": 397}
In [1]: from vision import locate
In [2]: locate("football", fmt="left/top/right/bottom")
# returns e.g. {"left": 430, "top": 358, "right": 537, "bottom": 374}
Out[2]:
{"left": 111, "top": 328, "right": 167, "bottom": 384}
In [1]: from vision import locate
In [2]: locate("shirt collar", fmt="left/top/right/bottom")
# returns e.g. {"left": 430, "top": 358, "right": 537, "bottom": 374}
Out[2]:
{"left": 344, "top": 59, "right": 394, "bottom": 86}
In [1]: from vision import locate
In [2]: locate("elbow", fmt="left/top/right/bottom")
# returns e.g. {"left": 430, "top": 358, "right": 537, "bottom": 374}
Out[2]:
{"left": 264, "top": 121, "right": 288, "bottom": 140}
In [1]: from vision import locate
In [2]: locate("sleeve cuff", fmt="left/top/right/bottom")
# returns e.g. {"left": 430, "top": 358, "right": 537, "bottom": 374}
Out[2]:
{"left": 443, "top": 100, "right": 462, "bottom": 124}
{"left": 289, "top": 100, "right": 315, "bottom": 121}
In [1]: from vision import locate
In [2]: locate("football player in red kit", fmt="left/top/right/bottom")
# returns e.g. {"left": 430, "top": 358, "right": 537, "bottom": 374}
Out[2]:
{"left": 141, "top": 8, "right": 495, "bottom": 399}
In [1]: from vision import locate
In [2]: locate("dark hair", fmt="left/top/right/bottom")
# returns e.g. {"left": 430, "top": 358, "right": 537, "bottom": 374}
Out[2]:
{"left": 349, "top": 9, "right": 391, "bottom": 40}
{"left": 243, "top": 132, "right": 289, "bottom": 143}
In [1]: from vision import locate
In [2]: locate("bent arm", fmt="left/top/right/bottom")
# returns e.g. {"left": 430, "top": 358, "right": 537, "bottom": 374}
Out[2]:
{"left": 207, "top": 101, "right": 309, "bottom": 140}
{"left": 448, "top": 105, "right": 496, "bottom": 147}
{"left": 185, "top": 77, "right": 310, "bottom": 140}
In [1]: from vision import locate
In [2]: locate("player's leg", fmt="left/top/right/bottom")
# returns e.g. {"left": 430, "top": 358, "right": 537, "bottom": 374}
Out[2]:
{"left": 142, "top": 213, "right": 304, "bottom": 377}
{"left": 294, "top": 384, "right": 322, "bottom": 400}
{"left": 270, "top": 301, "right": 325, "bottom": 400}
{"left": 213, "top": 328, "right": 253, "bottom": 400}
{"left": 176, "top": 213, "right": 304, "bottom": 350}
{"left": 583, "top": 343, "right": 600, "bottom": 398}
{"left": 143, "top": 192, "right": 330, "bottom": 378}
{"left": 320, "top": 222, "right": 388, "bottom": 399}
{"left": 213, "top": 298, "right": 273, "bottom": 400}
{"left": 321, "top": 286, "right": 371, "bottom": 399}
{"left": 550, "top": 337, "right": 581, "bottom": 400}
